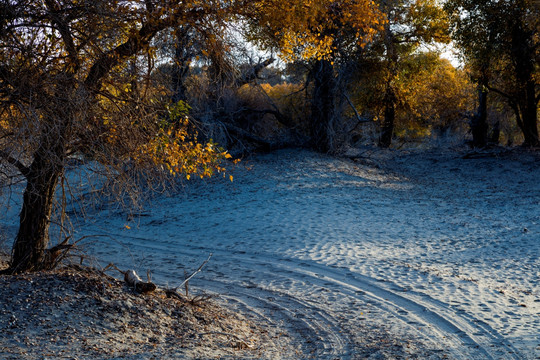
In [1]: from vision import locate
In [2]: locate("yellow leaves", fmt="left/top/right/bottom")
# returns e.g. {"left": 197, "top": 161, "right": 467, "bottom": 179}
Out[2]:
{"left": 254, "top": 0, "right": 385, "bottom": 61}
{"left": 390, "top": 53, "right": 474, "bottom": 139}
{"left": 133, "top": 113, "right": 236, "bottom": 182}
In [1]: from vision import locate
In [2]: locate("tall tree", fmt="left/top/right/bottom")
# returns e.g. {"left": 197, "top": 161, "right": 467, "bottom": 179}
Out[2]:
{"left": 350, "top": 51, "right": 474, "bottom": 143}
{"left": 446, "top": 0, "right": 540, "bottom": 146}
{"left": 396, "top": 54, "right": 475, "bottom": 139}
{"left": 0, "top": 0, "right": 244, "bottom": 273}
{"left": 373, "top": 0, "right": 449, "bottom": 148}
{"left": 247, "top": 0, "right": 385, "bottom": 152}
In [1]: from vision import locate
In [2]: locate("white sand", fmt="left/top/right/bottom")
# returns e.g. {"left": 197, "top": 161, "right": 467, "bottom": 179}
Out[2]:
{"left": 2, "top": 147, "right": 539, "bottom": 359}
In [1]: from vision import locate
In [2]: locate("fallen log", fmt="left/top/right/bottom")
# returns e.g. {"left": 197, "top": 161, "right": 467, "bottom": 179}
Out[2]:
{"left": 105, "top": 254, "right": 212, "bottom": 296}
{"left": 124, "top": 269, "right": 156, "bottom": 293}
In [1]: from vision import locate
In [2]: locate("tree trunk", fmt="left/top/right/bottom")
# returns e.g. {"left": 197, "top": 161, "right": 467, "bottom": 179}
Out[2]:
{"left": 10, "top": 149, "right": 63, "bottom": 273}
{"left": 310, "top": 59, "right": 336, "bottom": 153}
{"left": 171, "top": 27, "right": 192, "bottom": 104}
{"left": 510, "top": 14, "right": 539, "bottom": 146}
{"left": 489, "top": 120, "right": 500, "bottom": 145}
{"left": 378, "top": 26, "right": 398, "bottom": 149}
{"left": 379, "top": 85, "right": 396, "bottom": 148}
{"left": 10, "top": 102, "right": 71, "bottom": 273}
{"left": 471, "top": 77, "right": 489, "bottom": 148}
{"left": 519, "top": 80, "right": 538, "bottom": 146}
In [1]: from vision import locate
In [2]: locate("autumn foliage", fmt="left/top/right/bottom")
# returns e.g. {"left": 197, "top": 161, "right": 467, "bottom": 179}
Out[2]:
{"left": 246, "top": 0, "right": 385, "bottom": 61}
{"left": 0, "top": 0, "right": 537, "bottom": 273}
{"left": 395, "top": 55, "right": 475, "bottom": 140}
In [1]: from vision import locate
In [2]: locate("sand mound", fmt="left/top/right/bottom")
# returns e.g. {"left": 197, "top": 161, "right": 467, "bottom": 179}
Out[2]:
{"left": 0, "top": 265, "right": 272, "bottom": 359}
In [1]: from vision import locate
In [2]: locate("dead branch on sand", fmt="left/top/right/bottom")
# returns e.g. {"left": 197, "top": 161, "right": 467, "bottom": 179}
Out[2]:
{"left": 103, "top": 253, "right": 212, "bottom": 297}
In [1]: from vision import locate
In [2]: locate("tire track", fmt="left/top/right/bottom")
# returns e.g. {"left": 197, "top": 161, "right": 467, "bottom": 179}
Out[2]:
{"left": 87, "top": 232, "right": 523, "bottom": 359}
{"left": 75, "top": 149, "right": 537, "bottom": 359}
{"left": 207, "top": 249, "right": 523, "bottom": 360}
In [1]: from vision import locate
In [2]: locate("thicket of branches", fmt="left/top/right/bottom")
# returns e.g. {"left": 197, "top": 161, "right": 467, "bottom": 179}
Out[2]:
{"left": 163, "top": 0, "right": 537, "bottom": 152}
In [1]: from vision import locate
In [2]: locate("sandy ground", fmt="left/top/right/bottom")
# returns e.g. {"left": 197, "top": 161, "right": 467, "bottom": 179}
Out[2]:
{"left": 1, "top": 146, "right": 539, "bottom": 359}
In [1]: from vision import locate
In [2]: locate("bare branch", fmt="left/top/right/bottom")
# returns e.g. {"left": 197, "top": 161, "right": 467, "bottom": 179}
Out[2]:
{"left": 0, "top": 132, "right": 14, "bottom": 141}
{"left": 174, "top": 253, "right": 213, "bottom": 292}
{"left": 0, "top": 150, "right": 30, "bottom": 178}
{"left": 486, "top": 85, "right": 515, "bottom": 103}
{"left": 237, "top": 57, "right": 275, "bottom": 86}
{"left": 85, "top": 19, "right": 171, "bottom": 92}
{"left": 44, "top": 0, "right": 80, "bottom": 72}
{"left": 343, "top": 91, "right": 371, "bottom": 124}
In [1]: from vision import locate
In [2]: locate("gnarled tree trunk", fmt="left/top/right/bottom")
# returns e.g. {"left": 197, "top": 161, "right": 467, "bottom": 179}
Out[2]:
{"left": 12, "top": 163, "right": 61, "bottom": 272}
{"left": 10, "top": 122, "right": 68, "bottom": 273}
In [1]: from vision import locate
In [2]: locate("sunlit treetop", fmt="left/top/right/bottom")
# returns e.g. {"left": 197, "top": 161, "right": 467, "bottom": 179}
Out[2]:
{"left": 243, "top": 0, "right": 386, "bottom": 61}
